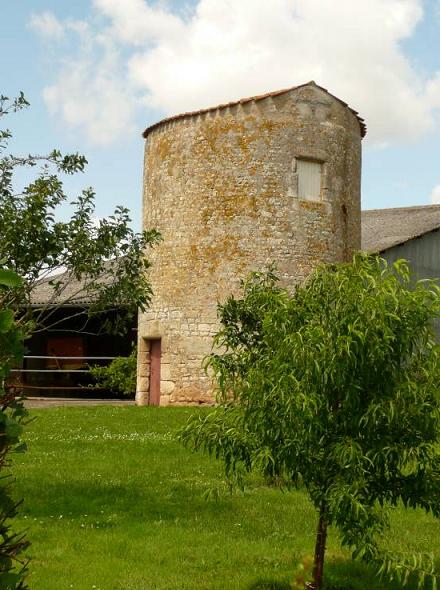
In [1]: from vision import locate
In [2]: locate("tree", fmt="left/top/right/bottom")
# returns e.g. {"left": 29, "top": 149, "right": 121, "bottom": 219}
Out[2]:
{"left": 0, "top": 93, "right": 160, "bottom": 334}
{"left": 0, "top": 268, "right": 29, "bottom": 589}
{"left": 180, "top": 254, "right": 440, "bottom": 589}
{"left": 0, "top": 93, "right": 159, "bottom": 588}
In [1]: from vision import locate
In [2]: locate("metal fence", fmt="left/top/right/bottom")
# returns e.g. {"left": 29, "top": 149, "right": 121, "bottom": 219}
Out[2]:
{"left": 10, "top": 355, "right": 123, "bottom": 393}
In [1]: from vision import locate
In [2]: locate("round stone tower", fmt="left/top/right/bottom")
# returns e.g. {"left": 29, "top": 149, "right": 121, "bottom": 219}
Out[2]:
{"left": 136, "top": 81, "right": 365, "bottom": 405}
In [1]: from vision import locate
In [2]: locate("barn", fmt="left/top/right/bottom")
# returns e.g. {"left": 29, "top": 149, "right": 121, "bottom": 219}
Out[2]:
{"left": 362, "top": 205, "right": 440, "bottom": 279}
{"left": 17, "top": 269, "right": 136, "bottom": 397}
{"left": 362, "top": 204, "right": 440, "bottom": 337}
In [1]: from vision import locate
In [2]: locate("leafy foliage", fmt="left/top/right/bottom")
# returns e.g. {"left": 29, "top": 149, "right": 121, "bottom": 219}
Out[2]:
{"left": 89, "top": 347, "right": 137, "bottom": 397}
{"left": 0, "top": 268, "right": 29, "bottom": 589}
{"left": 0, "top": 93, "right": 160, "bottom": 334}
{"left": 180, "top": 254, "right": 440, "bottom": 589}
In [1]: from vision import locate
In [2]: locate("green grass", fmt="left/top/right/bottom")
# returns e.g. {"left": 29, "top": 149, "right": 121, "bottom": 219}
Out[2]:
{"left": 11, "top": 406, "right": 440, "bottom": 589}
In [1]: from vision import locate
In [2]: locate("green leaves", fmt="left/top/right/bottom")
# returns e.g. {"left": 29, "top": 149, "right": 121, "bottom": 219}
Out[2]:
{"left": 181, "top": 253, "right": 440, "bottom": 588}
{"left": 89, "top": 347, "right": 137, "bottom": 397}
{"left": 0, "top": 309, "right": 14, "bottom": 333}
{"left": 0, "top": 275, "right": 29, "bottom": 587}
{"left": 0, "top": 270, "right": 22, "bottom": 289}
{"left": 0, "top": 93, "right": 161, "bottom": 336}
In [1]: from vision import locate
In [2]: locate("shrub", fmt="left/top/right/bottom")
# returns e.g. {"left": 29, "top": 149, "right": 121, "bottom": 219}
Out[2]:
{"left": 0, "top": 269, "right": 29, "bottom": 589}
{"left": 90, "top": 347, "right": 137, "bottom": 397}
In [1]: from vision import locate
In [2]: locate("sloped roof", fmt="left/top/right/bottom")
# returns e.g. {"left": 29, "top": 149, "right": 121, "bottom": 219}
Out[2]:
{"left": 142, "top": 81, "right": 366, "bottom": 139}
{"left": 30, "top": 262, "right": 119, "bottom": 307}
{"left": 30, "top": 273, "right": 110, "bottom": 306}
{"left": 361, "top": 205, "right": 440, "bottom": 253}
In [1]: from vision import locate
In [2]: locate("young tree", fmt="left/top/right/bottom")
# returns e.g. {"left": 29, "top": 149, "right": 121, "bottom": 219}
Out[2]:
{"left": 180, "top": 255, "right": 440, "bottom": 589}
{"left": 0, "top": 93, "right": 160, "bottom": 333}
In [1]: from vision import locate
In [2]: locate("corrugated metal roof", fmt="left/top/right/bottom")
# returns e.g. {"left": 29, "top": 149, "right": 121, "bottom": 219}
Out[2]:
{"left": 361, "top": 205, "right": 440, "bottom": 253}
{"left": 142, "top": 81, "right": 367, "bottom": 139}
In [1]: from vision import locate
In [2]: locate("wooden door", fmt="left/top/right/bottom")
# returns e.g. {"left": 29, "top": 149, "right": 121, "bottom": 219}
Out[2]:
{"left": 46, "top": 336, "right": 85, "bottom": 369}
{"left": 149, "top": 339, "right": 161, "bottom": 405}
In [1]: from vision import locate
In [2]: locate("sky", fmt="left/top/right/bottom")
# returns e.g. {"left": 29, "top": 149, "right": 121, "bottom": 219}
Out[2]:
{"left": 1, "top": 0, "right": 440, "bottom": 229}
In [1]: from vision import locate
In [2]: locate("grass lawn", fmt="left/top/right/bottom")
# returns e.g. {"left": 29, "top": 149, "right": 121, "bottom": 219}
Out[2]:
{"left": 12, "top": 406, "right": 440, "bottom": 590}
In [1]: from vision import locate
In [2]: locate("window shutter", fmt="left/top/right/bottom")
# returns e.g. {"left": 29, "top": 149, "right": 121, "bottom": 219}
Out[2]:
{"left": 297, "top": 159, "right": 322, "bottom": 201}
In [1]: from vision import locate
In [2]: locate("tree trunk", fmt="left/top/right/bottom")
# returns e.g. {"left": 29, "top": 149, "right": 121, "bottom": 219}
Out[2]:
{"left": 307, "top": 501, "right": 328, "bottom": 590}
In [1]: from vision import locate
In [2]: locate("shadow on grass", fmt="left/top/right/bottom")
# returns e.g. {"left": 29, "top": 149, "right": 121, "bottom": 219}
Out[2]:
{"left": 246, "top": 556, "right": 440, "bottom": 590}
{"left": 323, "top": 556, "right": 438, "bottom": 590}
{"left": 247, "top": 580, "right": 292, "bottom": 590}
{"left": 21, "top": 478, "right": 237, "bottom": 523}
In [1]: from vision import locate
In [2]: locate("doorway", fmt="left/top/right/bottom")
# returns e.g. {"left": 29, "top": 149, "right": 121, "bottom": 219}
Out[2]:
{"left": 149, "top": 339, "right": 161, "bottom": 405}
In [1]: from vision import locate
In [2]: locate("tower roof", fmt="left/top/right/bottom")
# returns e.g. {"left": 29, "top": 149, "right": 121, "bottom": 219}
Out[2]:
{"left": 142, "top": 81, "right": 366, "bottom": 139}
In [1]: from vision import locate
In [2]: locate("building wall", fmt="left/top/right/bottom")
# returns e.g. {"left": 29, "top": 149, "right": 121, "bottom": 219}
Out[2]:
{"left": 381, "top": 229, "right": 440, "bottom": 281}
{"left": 381, "top": 229, "right": 440, "bottom": 338}
{"left": 137, "top": 83, "right": 362, "bottom": 405}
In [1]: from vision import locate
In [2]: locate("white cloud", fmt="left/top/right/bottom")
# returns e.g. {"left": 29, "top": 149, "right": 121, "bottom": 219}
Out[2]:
{"left": 426, "top": 73, "right": 440, "bottom": 110}
{"left": 43, "top": 72, "right": 137, "bottom": 146}
{"left": 30, "top": 0, "right": 440, "bottom": 146}
{"left": 430, "top": 185, "right": 440, "bottom": 204}
{"left": 42, "top": 23, "right": 137, "bottom": 145}
{"left": 93, "top": 0, "right": 185, "bottom": 45}
{"left": 29, "top": 11, "right": 65, "bottom": 40}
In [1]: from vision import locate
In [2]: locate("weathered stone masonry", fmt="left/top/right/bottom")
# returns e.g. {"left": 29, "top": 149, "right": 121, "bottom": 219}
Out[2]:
{"left": 136, "top": 82, "right": 365, "bottom": 405}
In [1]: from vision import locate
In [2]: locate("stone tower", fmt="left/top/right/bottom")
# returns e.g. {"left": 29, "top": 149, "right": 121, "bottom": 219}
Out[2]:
{"left": 136, "top": 82, "right": 365, "bottom": 406}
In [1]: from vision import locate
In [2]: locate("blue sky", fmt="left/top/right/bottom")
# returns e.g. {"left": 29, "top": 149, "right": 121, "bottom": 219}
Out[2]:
{"left": 1, "top": 0, "right": 440, "bottom": 229}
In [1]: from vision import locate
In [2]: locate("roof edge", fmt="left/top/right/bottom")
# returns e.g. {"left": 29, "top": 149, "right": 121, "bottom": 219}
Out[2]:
{"left": 375, "top": 226, "right": 440, "bottom": 254}
{"left": 142, "top": 81, "right": 366, "bottom": 139}
{"left": 363, "top": 204, "right": 440, "bottom": 214}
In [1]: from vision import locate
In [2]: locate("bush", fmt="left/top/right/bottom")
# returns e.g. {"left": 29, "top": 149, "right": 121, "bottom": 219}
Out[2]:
{"left": 90, "top": 348, "right": 137, "bottom": 397}
{"left": 0, "top": 269, "right": 29, "bottom": 589}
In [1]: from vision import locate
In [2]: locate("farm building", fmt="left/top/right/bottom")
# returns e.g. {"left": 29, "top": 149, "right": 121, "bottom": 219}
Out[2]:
{"left": 136, "top": 81, "right": 365, "bottom": 406}
{"left": 17, "top": 269, "right": 136, "bottom": 396}
{"left": 362, "top": 205, "right": 440, "bottom": 279}
{"left": 362, "top": 204, "right": 440, "bottom": 338}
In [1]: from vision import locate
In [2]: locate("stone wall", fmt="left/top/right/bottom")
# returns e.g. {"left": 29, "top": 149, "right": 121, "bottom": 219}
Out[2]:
{"left": 137, "top": 82, "right": 363, "bottom": 405}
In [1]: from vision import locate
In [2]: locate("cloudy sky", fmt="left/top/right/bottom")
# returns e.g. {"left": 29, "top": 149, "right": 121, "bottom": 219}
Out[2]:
{"left": 2, "top": 0, "right": 440, "bottom": 227}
